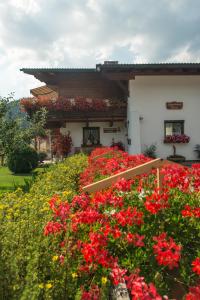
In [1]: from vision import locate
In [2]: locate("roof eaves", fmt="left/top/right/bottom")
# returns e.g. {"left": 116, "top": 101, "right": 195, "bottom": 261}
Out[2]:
{"left": 96, "top": 62, "right": 200, "bottom": 71}
{"left": 20, "top": 68, "right": 96, "bottom": 73}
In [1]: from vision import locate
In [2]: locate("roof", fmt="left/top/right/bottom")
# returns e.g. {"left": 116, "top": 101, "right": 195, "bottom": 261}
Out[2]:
{"left": 20, "top": 68, "right": 96, "bottom": 74}
{"left": 20, "top": 62, "right": 200, "bottom": 80}
{"left": 97, "top": 62, "right": 200, "bottom": 70}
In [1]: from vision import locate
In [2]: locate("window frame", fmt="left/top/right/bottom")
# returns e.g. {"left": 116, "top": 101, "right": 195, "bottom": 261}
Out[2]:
{"left": 82, "top": 127, "right": 100, "bottom": 146}
{"left": 164, "top": 120, "right": 184, "bottom": 137}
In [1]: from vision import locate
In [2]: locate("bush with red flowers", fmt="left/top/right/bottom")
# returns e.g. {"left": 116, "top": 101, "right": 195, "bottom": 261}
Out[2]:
{"left": 164, "top": 134, "right": 190, "bottom": 143}
{"left": 52, "top": 130, "right": 72, "bottom": 157}
{"left": 44, "top": 147, "right": 200, "bottom": 299}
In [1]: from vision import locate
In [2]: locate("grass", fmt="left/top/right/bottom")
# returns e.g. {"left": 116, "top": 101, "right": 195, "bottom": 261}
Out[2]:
{"left": 0, "top": 166, "right": 46, "bottom": 192}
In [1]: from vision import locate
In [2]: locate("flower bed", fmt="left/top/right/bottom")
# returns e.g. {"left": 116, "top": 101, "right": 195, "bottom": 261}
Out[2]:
{"left": 45, "top": 148, "right": 200, "bottom": 299}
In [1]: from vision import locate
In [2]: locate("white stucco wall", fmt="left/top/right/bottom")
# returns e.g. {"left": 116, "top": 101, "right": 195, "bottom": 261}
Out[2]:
{"left": 60, "top": 121, "right": 126, "bottom": 150}
{"left": 128, "top": 76, "right": 200, "bottom": 159}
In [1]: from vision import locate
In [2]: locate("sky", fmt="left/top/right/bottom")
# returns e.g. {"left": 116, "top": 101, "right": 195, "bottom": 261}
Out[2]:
{"left": 0, "top": 0, "right": 200, "bottom": 99}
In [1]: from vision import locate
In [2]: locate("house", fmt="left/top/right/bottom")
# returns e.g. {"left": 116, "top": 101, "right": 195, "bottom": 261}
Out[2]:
{"left": 21, "top": 62, "right": 200, "bottom": 160}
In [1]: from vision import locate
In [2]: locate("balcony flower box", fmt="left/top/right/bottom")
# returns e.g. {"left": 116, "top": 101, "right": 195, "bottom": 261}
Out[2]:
{"left": 164, "top": 134, "right": 190, "bottom": 144}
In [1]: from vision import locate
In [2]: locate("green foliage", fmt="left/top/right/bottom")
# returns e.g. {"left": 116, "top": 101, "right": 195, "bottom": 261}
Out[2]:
{"left": 143, "top": 143, "right": 157, "bottom": 158}
{"left": 0, "top": 95, "right": 47, "bottom": 160}
{"left": 0, "top": 153, "right": 88, "bottom": 299}
{"left": 7, "top": 146, "right": 39, "bottom": 174}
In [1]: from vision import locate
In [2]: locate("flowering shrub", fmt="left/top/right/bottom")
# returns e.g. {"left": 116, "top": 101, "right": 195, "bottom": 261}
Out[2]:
{"left": 0, "top": 154, "right": 88, "bottom": 299}
{"left": 52, "top": 129, "right": 73, "bottom": 157}
{"left": 1, "top": 147, "right": 200, "bottom": 299}
{"left": 44, "top": 148, "right": 200, "bottom": 299}
{"left": 79, "top": 147, "right": 151, "bottom": 187}
{"left": 164, "top": 134, "right": 190, "bottom": 143}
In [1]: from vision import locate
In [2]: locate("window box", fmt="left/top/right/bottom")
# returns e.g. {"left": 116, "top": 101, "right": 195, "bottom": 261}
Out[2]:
{"left": 164, "top": 134, "right": 190, "bottom": 144}
{"left": 164, "top": 120, "right": 190, "bottom": 143}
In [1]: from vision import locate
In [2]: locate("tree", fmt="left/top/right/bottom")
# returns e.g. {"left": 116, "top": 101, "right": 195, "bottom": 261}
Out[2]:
{"left": 0, "top": 95, "right": 47, "bottom": 164}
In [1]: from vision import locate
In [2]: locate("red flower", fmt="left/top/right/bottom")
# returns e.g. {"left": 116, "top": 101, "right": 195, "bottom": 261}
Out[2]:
{"left": 71, "top": 193, "right": 90, "bottom": 209}
{"left": 114, "top": 178, "right": 134, "bottom": 192}
{"left": 185, "top": 284, "right": 200, "bottom": 300}
{"left": 192, "top": 257, "right": 200, "bottom": 275}
{"left": 164, "top": 134, "right": 190, "bottom": 143}
{"left": 114, "top": 207, "right": 143, "bottom": 227}
{"left": 182, "top": 205, "right": 193, "bottom": 217}
{"left": 81, "top": 285, "right": 100, "bottom": 300}
{"left": 110, "top": 263, "right": 127, "bottom": 285}
{"left": 126, "top": 233, "right": 145, "bottom": 247}
{"left": 125, "top": 271, "right": 164, "bottom": 300}
{"left": 153, "top": 233, "right": 181, "bottom": 269}
{"left": 182, "top": 205, "right": 200, "bottom": 218}
{"left": 44, "top": 221, "right": 63, "bottom": 235}
{"left": 145, "top": 190, "right": 169, "bottom": 214}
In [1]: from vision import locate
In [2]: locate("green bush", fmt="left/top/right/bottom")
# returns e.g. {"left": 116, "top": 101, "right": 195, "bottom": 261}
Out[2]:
{"left": 7, "top": 147, "right": 39, "bottom": 174}
{"left": 0, "top": 153, "right": 88, "bottom": 299}
{"left": 143, "top": 143, "right": 157, "bottom": 158}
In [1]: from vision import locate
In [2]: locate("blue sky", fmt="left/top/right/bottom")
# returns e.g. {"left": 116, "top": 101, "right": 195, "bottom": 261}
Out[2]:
{"left": 0, "top": 0, "right": 200, "bottom": 98}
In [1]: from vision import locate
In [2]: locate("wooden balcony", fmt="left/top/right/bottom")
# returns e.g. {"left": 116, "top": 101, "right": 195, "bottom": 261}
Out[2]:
{"left": 45, "top": 106, "right": 127, "bottom": 128}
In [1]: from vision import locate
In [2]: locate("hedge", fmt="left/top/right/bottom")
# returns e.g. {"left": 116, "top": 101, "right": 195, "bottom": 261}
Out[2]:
{"left": 0, "top": 153, "right": 88, "bottom": 300}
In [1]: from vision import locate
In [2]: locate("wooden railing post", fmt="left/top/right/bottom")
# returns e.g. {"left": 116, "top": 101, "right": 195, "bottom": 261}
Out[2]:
{"left": 110, "top": 283, "right": 130, "bottom": 300}
{"left": 156, "top": 167, "right": 163, "bottom": 192}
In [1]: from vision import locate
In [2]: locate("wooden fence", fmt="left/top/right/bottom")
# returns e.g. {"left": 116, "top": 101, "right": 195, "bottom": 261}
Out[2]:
{"left": 82, "top": 158, "right": 185, "bottom": 194}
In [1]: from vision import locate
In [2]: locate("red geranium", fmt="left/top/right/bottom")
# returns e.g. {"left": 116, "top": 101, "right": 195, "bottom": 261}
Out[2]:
{"left": 185, "top": 284, "right": 200, "bottom": 300}
{"left": 164, "top": 134, "right": 190, "bottom": 143}
{"left": 192, "top": 257, "right": 200, "bottom": 275}
{"left": 153, "top": 233, "right": 181, "bottom": 269}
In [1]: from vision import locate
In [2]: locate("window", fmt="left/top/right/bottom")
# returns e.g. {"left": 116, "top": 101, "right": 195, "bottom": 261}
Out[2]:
{"left": 164, "top": 120, "right": 184, "bottom": 137}
{"left": 83, "top": 127, "right": 100, "bottom": 146}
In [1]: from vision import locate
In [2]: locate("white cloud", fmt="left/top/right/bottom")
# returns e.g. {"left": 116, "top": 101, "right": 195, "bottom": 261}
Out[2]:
{"left": 0, "top": 0, "right": 200, "bottom": 98}
{"left": 9, "top": 0, "right": 41, "bottom": 14}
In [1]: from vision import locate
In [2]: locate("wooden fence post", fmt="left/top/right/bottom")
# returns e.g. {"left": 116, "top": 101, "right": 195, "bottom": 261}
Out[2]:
{"left": 110, "top": 283, "right": 130, "bottom": 300}
{"left": 156, "top": 167, "right": 163, "bottom": 192}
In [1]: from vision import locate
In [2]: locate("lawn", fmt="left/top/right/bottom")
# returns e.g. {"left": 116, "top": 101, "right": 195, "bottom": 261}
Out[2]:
{"left": 0, "top": 166, "right": 45, "bottom": 191}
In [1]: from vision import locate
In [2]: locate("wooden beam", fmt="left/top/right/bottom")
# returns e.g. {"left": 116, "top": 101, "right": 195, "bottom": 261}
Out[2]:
{"left": 157, "top": 167, "right": 163, "bottom": 190}
{"left": 82, "top": 158, "right": 164, "bottom": 193}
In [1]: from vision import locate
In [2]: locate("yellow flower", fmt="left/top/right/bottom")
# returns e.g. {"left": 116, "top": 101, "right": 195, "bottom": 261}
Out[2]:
{"left": 71, "top": 272, "right": 78, "bottom": 279}
{"left": 45, "top": 283, "right": 53, "bottom": 289}
{"left": 101, "top": 277, "right": 108, "bottom": 284}
{"left": 62, "top": 191, "right": 71, "bottom": 197}
{"left": 52, "top": 255, "right": 59, "bottom": 262}
{"left": 0, "top": 204, "right": 5, "bottom": 210}
{"left": 38, "top": 283, "right": 44, "bottom": 289}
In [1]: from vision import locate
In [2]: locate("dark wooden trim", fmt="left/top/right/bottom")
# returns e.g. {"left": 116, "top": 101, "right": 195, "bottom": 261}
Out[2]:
{"left": 45, "top": 117, "right": 126, "bottom": 128}
{"left": 47, "top": 109, "right": 127, "bottom": 120}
